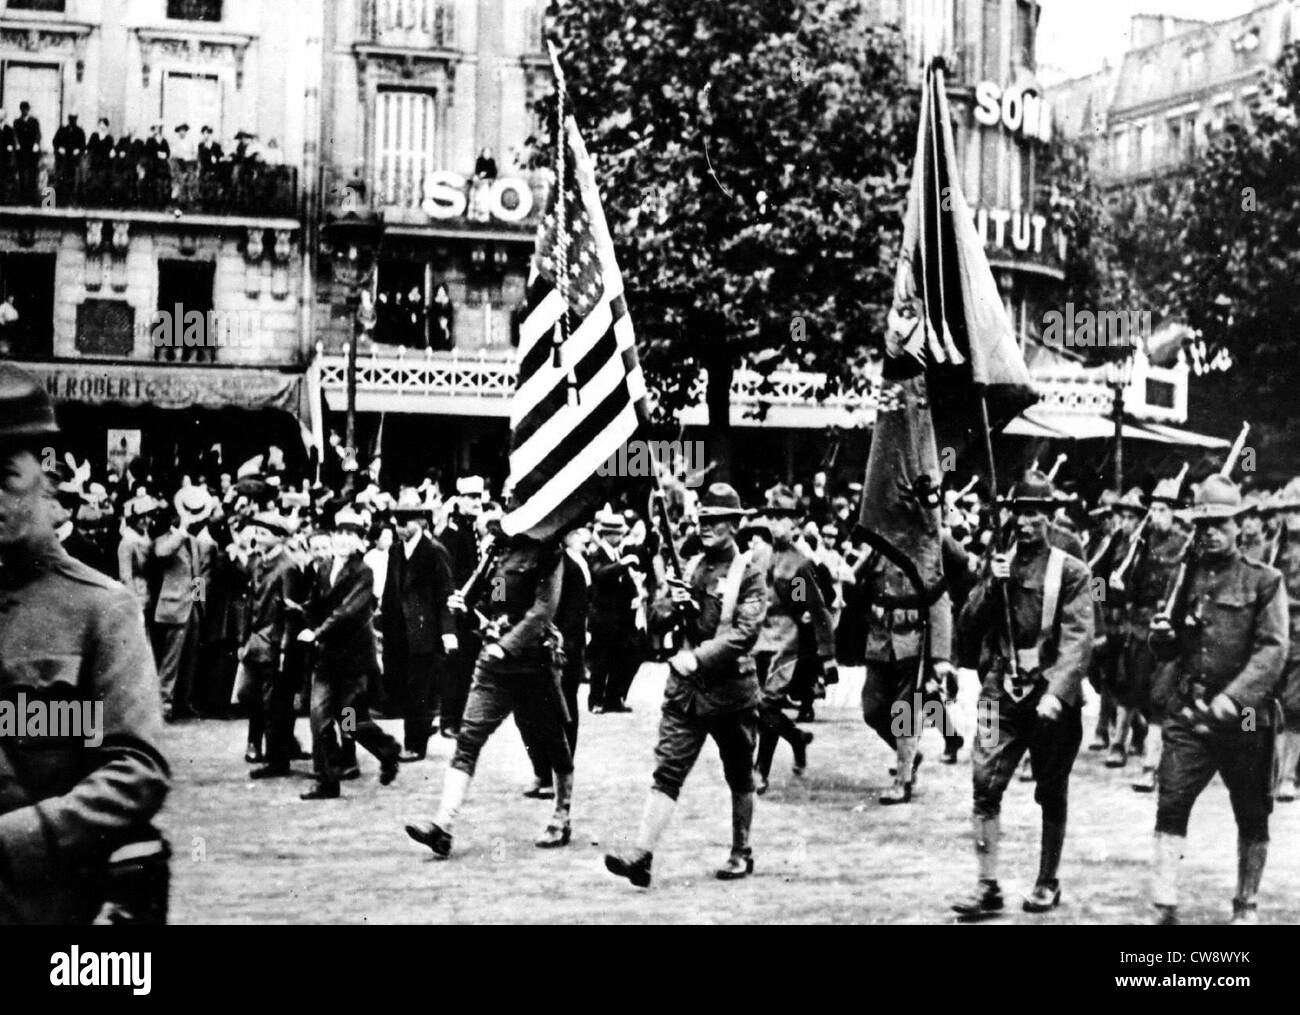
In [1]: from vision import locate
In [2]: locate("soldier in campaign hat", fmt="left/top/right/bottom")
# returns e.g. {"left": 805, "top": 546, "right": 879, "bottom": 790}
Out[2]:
{"left": 1147, "top": 475, "right": 1288, "bottom": 924}
{"left": 605, "top": 483, "right": 768, "bottom": 887}
{"left": 0, "top": 364, "right": 170, "bottom": 923}
{"left": 952, "top": 470, "right": 1095, "bottom": 919}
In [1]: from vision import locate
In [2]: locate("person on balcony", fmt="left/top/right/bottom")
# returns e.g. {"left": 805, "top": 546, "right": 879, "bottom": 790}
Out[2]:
{"left": 53, "top": 113, "right": 85, "bottom": 205}
{"left": 430, "top": 282, "right": 454, "bottom": 350}
{"left": 113, "top": 128, "right": 143, "bottom": 208}
{"left": 0, "top": 111, "right": 15, "bottom": 204}
{"left": 86, "top": 117, "right": 114, "bottom": 206}
{"left": 13, "top": 102, "right": 41, "bottom": 206}
{"left": 470, "top": 147, "right": 497, "bottom": 222}
{"left": 171, "top": 123, "right": 195, "bottom": 207}
{"left": 197, "top": 125, "right": 224, "bottom": 209}
{"left": 145, "top": 123, "right": 171, "bottom": 209}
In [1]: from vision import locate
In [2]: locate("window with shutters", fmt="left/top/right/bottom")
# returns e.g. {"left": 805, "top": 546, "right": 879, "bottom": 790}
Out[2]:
{"left": 373, "top": 89, "right": 436, "bottom": 211}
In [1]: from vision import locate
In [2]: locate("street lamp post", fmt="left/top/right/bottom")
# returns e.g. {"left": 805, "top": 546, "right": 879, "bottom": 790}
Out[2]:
{"left": 1105, "top": 350, "right": 1136, "bottom": 496}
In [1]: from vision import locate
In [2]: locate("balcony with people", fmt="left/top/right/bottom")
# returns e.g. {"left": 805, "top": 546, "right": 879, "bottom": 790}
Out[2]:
{"left": 0, "top": 110, "right": 298, "bottom": 219}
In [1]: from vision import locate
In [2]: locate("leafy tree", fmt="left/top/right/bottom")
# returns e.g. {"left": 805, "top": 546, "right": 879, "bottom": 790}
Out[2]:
{"left": 529, "top": 0, "right": 918, "bottom": 480}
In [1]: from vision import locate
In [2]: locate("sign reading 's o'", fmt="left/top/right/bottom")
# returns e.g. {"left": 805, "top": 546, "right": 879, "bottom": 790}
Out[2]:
{"left": 421, "top": 170, "right": 535, "bottom": 223}
{"left": 973, "top": 81, "right": 1052, "bottom": 143}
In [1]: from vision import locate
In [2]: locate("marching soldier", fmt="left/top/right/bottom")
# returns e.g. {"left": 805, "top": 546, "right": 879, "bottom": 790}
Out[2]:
{"left": 952, "top": 472, "right": 1094, "bottom": 918}
{"left": 1148, "top": 476, "right": 1288, "bottom": 925}
{"left": 1274, "top": 486, "right": 1300, "bottom": 802}
{"left": 1116, "top": 474, "right": 1189, "bottom": 793}
{"left": 1090, "top": 488, "right": 1144, "bottom": 762}
{"left": 0, "top": 364, "right": 170, "bottom": 924}
{"left": 436, "top": 476, "right": 486, "bottom": 738}
{"left": 605, "top": 483, "right": 767, "bottom": 887}
{"left": 405, "top": 530, "right": 574, "bottom": 857}
{"left": 751, "top": 487, "right": 830, "bottom": 794}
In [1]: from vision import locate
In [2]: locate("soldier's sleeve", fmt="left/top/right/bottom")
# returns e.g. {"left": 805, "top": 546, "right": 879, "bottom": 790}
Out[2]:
{"left": 314, "top": 565, "right": 375, "bottom": 639}
{"left": 692, "top": 562, "right": 767, "bottom": 674}
{"left": 1043, "top": 558, "right": 1095, "bottom": 703}
{"left": 0, "top": 589, "right": 169, "bottom": 882}
{"left": 796, "top": 560, "right": 835, "bottom": 659}
{"left": 928, "top": 591, "right": 953, "bottom": 662}
{"left": 1224, "top": 568, "right": 1289, "bottom": 709}
{"left": 152, "top": 527, "right": 184, "bottom": 559}
{"left": 498, "top": 555, "right": 564, "bottom": 659}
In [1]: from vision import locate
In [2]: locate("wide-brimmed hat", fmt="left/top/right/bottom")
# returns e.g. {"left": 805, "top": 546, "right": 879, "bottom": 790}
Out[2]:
{"left": 1176, "top": 475, "right": 1249, "bottom": 523}
{"left": 1112, "top": 487, "right": 1147, "bottom": 515}
{"left": 0, "top": 363, "right": 59, "bottom": 445}
{"left": 123, "top": 493, "right": 164, "bottom": 519}
{"left": 696, "top": 482, "right": 752, "bottom": 522}
{"left": 1000, "top": 470, "right": 1059, "bottom": 512}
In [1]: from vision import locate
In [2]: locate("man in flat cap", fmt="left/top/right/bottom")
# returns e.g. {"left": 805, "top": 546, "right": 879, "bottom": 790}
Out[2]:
{"left": 0, "top": 364, "right": 170, "bottom": 923}
{"left": 953, "top": 471, "right": 1094, "bottom": 919}
{"left": 605, "top": 483, "right": 768, "bottom": 887}
{"left": 1147, "top": 475, "right": 1288, "bottom": 924}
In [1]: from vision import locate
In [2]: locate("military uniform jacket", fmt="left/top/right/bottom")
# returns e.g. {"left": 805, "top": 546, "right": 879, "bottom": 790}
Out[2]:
{"left": 1151, "top": 549, "right": 1288, "bottom": 720}
{"left": 0, "top": 544, "right": 169, "bottom": 924}
{"left": 1127, "top": 526, "right": 1188, "bottom": 624}
{"left": 855, "top": 549, "right": 953, "bottom": 665}
{"left": 478, "top": 538, "right": 564, "bottom": 668}
{"left": 960, "top": 540, "right": 1095, "bottom": 706}
{"left": 651, "top": 542, "right": 766, "bottom": 717}
{"left": 754, "top": 540, "right": 834, "bottom": 663}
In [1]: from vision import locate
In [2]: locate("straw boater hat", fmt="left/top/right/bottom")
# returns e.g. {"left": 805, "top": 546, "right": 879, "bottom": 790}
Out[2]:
{"left": 332, "top": 506, "right": 370, "bottom": 533}
{"left": 1175, "top": 475, "right": 1250, "bottom": 523}
{"left": 456, "top": 475, "right": 485, "bottom": 497}
{"left": 593, "top": 505, "right": 629, "bottom": 538}
{"left": 123, "top": 493, "right": 164, "bottom": 520}
{"left": 696, "top": 482, "right": 752, "bottom": 523}
{"left": 174, "top": 485, "right": 215, "bottom": 524}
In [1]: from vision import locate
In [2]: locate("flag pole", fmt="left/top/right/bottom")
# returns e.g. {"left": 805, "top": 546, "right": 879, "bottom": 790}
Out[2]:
{"left": 979, "top": 393, "right": 1020, "bottom": 682}
{"left": 546, "top": 38, "right": 578, "bottom": 406}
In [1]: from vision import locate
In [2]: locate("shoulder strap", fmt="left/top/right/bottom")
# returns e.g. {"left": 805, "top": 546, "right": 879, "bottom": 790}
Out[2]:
{"left": 1036, "top": 547, "right": 1068, "bottom": 656}
{"left": 719, "top": 551, "right": 750, "bottom": 628}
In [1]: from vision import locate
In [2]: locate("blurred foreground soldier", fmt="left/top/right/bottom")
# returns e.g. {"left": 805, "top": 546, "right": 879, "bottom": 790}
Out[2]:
{"left": 405, "top": 531, "right": 573, "bottom": 857}
{"left": 750, "top": 488, "right": 827, "bottom": 794}
{"left": 1147, "top": 476, "right": 1288, "bottom": 925}
{"left": 297, "top": 509, "right": 400, "bottom": 799}
{"left": 0, "top": 364, "right": 170, "bottom": 924}
{"left": 952, "top": 472, "right": 1093, "bottom": 919}
{"left": 605, "top": 484, "right": 766, "bottom": 887}
{"left": 437, "top": 475, "right": 486, "bottom": 736}
{"left": 1274, "top": 489, "right": 1300, "bottom": 802}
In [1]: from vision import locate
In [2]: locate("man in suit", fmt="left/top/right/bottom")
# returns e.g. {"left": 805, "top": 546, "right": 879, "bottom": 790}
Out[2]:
{"left": 382, "top": 501, "right": 456, "bottom": 761}
{"left": 50, "top": 465, "right": 112, "bottom": 577}
{"left": 0, "top": 110, "right": 15, "bottom": 202}
{"left": 586, "top": 508, "right": 645, "bottom": 713}
{"left": 437, "top": 476, "right": 486, "bottom": 737}
{"left": 12, "top": 102, "right": 40, "bottom": 205}
{"left": 85, "top": 117, "right": 113, "bottom": 205}
{"left": 152, "top": 486, "right": 215, "bottom": 722}
{"left": 518, "top": 525, "right": 591, "bottom": 799}
{"left": 52, "top": 113, "right": 85, "bottom": 203}
{"left": 117, "top": 493, "right": 159, "bottom": 611}
{"left": 297, "top": 508, "right": 400, "bottom": 800}
{"left": 144, "top": 123, "right": 170, "bottom": 208}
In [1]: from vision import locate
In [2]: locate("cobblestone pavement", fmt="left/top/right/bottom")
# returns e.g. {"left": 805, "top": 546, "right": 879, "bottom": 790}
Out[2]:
{"left": 163, "top": 665, "right": 1300, "bottom": 924}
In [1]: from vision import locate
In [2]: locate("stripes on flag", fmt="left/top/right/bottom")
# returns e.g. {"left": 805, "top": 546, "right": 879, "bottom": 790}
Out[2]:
{"left": 501, "top": 114, "right": 648, "bottom": 541}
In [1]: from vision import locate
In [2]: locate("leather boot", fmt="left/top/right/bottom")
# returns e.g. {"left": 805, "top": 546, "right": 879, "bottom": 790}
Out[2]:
{"left": 1231, "top": 839, "right": 1267, "bottom": 924}
{"left": 716, "top": 791, "right": 755, "bottom": 880}
{"left": 536, "top": 772, "right": 573, "bottom": 848}
{"left": 787, "top": 719, "right": 813, "bottom": 777}
{"left": 952, "top": 815, "right": 1002, "bottom": 918}
{"left": 755, "top": 727, "right": 778, "bottom": 791}
{"left": 1152, "top": 831, "right": 1184, "bottom": 924}
{"left": 1024, "top": 819, "right": 1065, "bottom": 912}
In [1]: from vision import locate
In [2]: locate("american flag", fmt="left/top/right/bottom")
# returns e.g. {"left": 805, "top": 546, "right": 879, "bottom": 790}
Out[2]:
{"left": 500, "top": 113, "right": 648, "bottom": 541}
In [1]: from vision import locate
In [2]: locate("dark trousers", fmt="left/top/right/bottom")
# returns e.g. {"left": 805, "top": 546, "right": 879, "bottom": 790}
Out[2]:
{"left": 239, "top": 657, "right": 297, "bottom": 767}
{"left": 519, "top": 657, "right": 583, "bottom": 786}
{"left": 588, "top": 630, "right": 641, "bottom": 708}
{"left": 651, "top": 701, "right": 757, "bottom": 801}
{"left": 1156, "top": 710, "right": 1274, "bottom": 842}
{"left": 393, "top": 651, "right": 438, "bottom": 755}
{"left": 154, "top": 613, "right": 202, "bottom": 715}
{"left": 309, "top": 655, "right": 399, "bottom": 788}
{"left": 440, "top": 621, "right": 479, "bottom": 733}
{"left": 972, "top": 679, "right": 1083, "bottom": 823}
{"left": 862, "top": 657, "right": 960, "bottom": 750}
{"left": 453, "top": 658, "right": 572, "bottom": 779}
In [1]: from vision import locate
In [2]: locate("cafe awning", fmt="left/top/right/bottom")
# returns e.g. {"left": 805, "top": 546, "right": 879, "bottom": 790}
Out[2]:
{"left": 1003, "top": 406, "right": 1229, "bottom": 448}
